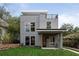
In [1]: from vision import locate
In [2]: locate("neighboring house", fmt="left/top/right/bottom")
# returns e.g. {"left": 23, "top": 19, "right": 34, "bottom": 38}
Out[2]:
{"left": 64, "top": 32, "right": 79, "bottom": 47}
{"left": 0, "top": 18, "right": 8, "bottom": 42}
{"left": 20, "top": 10, "right": 66, "bottom": 48}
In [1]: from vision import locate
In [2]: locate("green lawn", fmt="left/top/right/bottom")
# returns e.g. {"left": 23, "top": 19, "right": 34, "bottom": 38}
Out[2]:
{"left": 0, "top": 47, "right": 79, "bottom": 56}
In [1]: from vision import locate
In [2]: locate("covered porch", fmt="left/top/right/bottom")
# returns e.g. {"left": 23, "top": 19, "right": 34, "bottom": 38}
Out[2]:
{"left": 37, "top": 29, "right": 66, "bottom": 49}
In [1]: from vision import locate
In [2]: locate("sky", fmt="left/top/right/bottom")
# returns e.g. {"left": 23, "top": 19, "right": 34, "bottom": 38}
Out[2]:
{"left": 0, "top": 3, "right": 79, "bottom": 28}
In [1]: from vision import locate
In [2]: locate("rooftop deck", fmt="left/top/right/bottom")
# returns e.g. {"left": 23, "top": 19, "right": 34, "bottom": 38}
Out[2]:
{"left": 47, "top": 14, "right": 58, "bottom": 20}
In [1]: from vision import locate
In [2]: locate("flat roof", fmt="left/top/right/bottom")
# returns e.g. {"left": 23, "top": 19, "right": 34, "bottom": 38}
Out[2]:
{"left": 21, "top": 10, "right": 48, "bottom": 15}
{"left": 21, "top": 10, "right": 48, "bottom": 13}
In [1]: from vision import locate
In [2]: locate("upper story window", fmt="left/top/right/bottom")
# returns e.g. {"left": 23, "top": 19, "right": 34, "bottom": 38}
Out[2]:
{"left": 31, "top": 22, "right": 35, "bottom": 32}
{"left": 47, "top": 22, "right": 51, "bottom": 29}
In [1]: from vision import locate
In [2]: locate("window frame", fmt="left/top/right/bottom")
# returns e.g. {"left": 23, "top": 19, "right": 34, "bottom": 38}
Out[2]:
{"left": 31, "top": 22, "right": 35, "bottom": 32}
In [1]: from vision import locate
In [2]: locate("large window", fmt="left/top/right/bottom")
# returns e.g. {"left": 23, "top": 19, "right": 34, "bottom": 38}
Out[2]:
{"left": 25, "top": 36, "right": 30, "bottom": 45}
{"left": 47, "top": 22, "right": 51, "bottom": 29}
{"left": 31, "top": 22, "right": 35, "bottom": 32}
{"left": 31, "top": 36, "right": 35, "bottom": 45}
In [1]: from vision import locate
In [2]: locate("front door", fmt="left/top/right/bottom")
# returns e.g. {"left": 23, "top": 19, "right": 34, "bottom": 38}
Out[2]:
{"left": 42, "top": 35, "right": 55, "bottom": 47}
{"left": 48, "top": 36, "right": 55, "bottom": 47}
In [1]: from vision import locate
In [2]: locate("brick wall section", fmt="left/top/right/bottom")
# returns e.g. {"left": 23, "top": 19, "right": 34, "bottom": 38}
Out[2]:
{"left": 0, "top": 44, "right": 20, "bottom": 50}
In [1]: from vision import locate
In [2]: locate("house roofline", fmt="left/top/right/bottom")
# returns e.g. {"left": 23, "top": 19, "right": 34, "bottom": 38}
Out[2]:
{"left": 21, "top": 10, "right": 48, "bottom": 15}
{"left": 21, "top": 10, "right": 48, "bottom": 13}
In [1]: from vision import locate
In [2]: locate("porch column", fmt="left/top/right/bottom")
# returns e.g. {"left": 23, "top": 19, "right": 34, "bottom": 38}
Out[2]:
{"left": 59, "top": 33, "right": 63, "bottom": 48}
{"left": 29, "top": 36, "right": 31, "bottom": 46}
{"left": 40, "top": 34, "right": 43, "bottom": 48}
{"left": 23, "top": 36, "right": 25, "bottom": 45}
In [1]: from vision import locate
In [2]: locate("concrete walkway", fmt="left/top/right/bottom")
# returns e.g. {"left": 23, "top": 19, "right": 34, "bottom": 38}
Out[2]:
{"left": 42, "top": 47, "right": 58, "bottom": 49}
{"left": 63, "top": 48, "right": 79, "bottom": 54}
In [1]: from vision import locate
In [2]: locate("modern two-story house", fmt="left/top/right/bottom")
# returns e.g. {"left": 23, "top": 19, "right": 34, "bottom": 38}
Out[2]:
{"left": 20, "top": 10, "right": 66, "bottom": 49}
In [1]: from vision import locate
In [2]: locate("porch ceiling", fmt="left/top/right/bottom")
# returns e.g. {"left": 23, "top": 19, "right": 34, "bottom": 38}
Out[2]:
{"left": 37, "top": 29, "right": 66, "bottom": 34}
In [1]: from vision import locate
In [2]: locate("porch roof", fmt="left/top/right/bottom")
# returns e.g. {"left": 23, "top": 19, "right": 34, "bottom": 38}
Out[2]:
{"left": 37, "top": 29, "right": 66, "bottom": 34}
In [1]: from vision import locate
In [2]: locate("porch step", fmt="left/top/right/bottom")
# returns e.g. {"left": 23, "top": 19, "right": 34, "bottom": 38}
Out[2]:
{"left": 48, "top": 42, "right": 55, "bottom": 47}
{"left": 48, "top": 44, "right": 55, "bottom": 47}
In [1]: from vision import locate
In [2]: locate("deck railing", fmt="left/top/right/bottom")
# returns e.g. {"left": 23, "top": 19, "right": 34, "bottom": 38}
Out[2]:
{"left": 47, "top": 14, "right": 58, "bottom": 20}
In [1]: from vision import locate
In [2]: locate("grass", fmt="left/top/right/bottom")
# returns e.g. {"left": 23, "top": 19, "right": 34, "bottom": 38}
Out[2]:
{"left": 0, "top": 47, "right": 79, "bottom": 56}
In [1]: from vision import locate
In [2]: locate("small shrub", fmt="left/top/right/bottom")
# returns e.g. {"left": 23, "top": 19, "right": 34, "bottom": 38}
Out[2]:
{"left": 2, "top": 33, "right": 12, "bottom": 44}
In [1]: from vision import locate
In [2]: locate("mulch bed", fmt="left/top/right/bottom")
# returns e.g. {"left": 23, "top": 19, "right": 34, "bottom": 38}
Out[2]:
{"left": 0, "top": 44, "right": 20, "bottom": 50}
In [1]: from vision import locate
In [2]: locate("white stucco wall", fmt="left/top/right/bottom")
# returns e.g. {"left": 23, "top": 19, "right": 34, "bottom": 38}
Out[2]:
{"left": 20, "top": 14, "right": 41, "bottom": 46}
{"left": 39, "top": 14, "right": 58, "bottom": 29}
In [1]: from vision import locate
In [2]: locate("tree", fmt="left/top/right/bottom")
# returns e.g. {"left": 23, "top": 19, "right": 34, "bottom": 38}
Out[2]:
{"left": 0, "top": 4, "right": 20, "bottom": 44}
{"left": 0, "top": 4, "right": 10, "bottom": 20}
{"left": 60, "top": 23, "right": 74, "bottom": 36}
{"left": 73, "top": 26, "right": 79, "bottom": 32}
{"left": 7, "top": 16, "right": 20, "bottom": 43}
